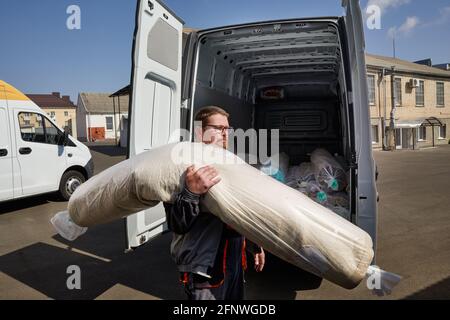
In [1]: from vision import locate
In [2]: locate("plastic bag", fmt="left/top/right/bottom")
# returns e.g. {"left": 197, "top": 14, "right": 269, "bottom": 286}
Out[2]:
{"left": 311, "top": 148, "right": 347, "bottom": 192}
{"left": 259, "top": 152, "right": 289, "bottom": 183}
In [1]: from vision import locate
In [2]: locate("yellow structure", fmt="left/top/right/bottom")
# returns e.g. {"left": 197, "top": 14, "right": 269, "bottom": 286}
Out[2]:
{"left": 26, "top": 92, "right": 78, "bottom": 138}
{"left": 366, "top": 54, "right": 450, "bottom": 150}
{"left": 0, "top": 80, "right": 30, "bottom": 101}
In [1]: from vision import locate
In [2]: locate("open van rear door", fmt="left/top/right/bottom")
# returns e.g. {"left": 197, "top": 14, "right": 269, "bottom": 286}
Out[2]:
{"left": 126, "top": 0, "right": 184, "bottom": 250}
{"left": 341, "top": 0, "right": 377, "bottom": 250}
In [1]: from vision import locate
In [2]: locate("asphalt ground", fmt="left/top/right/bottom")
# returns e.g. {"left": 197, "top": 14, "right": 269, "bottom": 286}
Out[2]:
{"left": 1, "top": 144, "right": 449, "bottom": 299}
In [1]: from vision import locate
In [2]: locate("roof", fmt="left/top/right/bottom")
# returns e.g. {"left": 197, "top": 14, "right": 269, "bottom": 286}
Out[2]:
{"left": 79, "top": 93, "right": 129, "bottom": 114}
{"left": 26, "top": 92, "right": 76, "bottom": 109}
{"left": 385, "top": 117, "right": 444, "bottom": 128}
{"left": 365, "top": 53, "right": 450, "bottom": 79}
{"left": 0, "top": 80, "right": 31, "bottom": 101}
{"left": 110, "top": 85, "right": 130, "bottom": 97}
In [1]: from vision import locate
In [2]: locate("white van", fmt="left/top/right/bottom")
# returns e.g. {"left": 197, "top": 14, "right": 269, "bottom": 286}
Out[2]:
{"left": 125, "top": 0, "right": 378, "bottom": 256}
{"left": 0, "top": 80, "right": 93, "bottom": 202}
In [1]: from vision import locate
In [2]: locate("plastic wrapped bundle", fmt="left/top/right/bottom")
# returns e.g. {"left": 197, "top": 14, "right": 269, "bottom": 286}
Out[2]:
{"left": 258, "top": 152, "right": 289, "bottom": 183}
{"left": 298, "top": 162, "right": 316, "bottom": 183}
{"left": 52, "top": 142, "right": 377, "bottom": 289}
{"left": 285, "top": 165, "right": 301, "bottom": 188}
{"left": 311, "top": 148, "right": 347, "bottom": 192}
{"left": 286, "top": 162, "right": 315, "bottom": 189}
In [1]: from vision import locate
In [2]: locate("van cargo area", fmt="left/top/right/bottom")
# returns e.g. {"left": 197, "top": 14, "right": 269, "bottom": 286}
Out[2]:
{"left": 190, "top": 20, "right": 354, "bottom": 220}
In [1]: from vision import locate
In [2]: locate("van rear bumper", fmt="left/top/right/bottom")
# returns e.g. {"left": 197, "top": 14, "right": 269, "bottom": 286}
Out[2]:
{"left": 84, "top": 158, "right": 94, "bottom": 179}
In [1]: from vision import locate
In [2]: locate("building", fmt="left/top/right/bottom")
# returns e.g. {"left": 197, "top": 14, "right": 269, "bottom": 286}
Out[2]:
{"left": 26, "top": 92, "right": 77, "bottom": 138}
{"left": 366, "top": 53, "right": 450, "bottom": 150}
{"left": 76, "top": 93, "right": 129, "bottom": 143}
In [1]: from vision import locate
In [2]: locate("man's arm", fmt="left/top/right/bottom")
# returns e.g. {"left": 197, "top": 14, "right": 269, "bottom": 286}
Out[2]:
{"left": 163, "top": 165, "right": 221, "bottom": 235}
{"left": 163, "top": 187, "right": 201, "bottom": 235}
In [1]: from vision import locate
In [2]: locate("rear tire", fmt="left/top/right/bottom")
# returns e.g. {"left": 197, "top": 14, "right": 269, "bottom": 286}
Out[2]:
{"left": 59, "top": 170, "right": 85, "bottom": 201}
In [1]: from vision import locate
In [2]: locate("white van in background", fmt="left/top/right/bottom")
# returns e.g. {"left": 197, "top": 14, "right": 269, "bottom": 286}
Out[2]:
{"left": 0, "top": 80, "right": 93, "bottom": 202}
{"left": 126, "top": 0, "right": 378, "bottom": 257}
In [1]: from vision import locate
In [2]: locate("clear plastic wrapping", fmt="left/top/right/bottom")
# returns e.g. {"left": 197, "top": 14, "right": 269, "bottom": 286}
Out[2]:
{"left": 311, "top": 148, "right": 348, "bottom": 192}
{"left": 54, "top": 142, "right": 374, "bottom": 289}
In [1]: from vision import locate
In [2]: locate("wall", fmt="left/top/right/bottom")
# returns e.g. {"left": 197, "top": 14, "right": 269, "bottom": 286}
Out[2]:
{"left": 76, "top": 95, "right": 88, "bottom": 141}
{"left": 367, "top": 68, "right": 450, "bottom": 149}
{"left": 86, "top": 113, "right": 128, "bottom": 141}
{"left": 42, "top": 107, "right": 77, "bottom": 138}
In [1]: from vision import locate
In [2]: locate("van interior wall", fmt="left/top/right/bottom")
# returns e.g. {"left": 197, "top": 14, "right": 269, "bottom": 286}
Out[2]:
{"left": 254, "top": 82, "right": 344, "bottom": 165}
{"left": 192, "top": 21, "right": 349, "bottom": 167}
{"left": 192, "top": 85, "right": 253, "bottom": 130}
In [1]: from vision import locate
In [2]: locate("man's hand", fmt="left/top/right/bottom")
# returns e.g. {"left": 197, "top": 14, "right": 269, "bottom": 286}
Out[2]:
{"left": 254, "top": 248, "right": 265, "bottom": 272}
{"left": 185, "top": 165, "right": 221, "bottom": 195}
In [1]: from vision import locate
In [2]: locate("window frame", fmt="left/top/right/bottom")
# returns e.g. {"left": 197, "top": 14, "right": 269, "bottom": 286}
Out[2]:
{"left": 367, "top": 74, "right": 376, "bottom": 106}
{"left": 394, "top": 77, "right": 402, "bottom": 107}
{"left": 415, "top": 80, "right": 425, "bottom": 107}
{"left": 436, "top": 82, "right": 445, "bottom": 107}
{"left": 438, "top": 125, "right": 447, "bottom": 139}
{"left": 371, "top": 125, "right": 379, "bottom": 144}
{"left": 417, "top": 126, "right": 427, "bottom": 141}
{"left": 105, "top": 116, "right": 114, "bottom": 131}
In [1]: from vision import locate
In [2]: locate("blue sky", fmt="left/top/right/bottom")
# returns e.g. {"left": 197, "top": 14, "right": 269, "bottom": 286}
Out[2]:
{"left": 0, "top": 0, "right": 449, "bottom": 102}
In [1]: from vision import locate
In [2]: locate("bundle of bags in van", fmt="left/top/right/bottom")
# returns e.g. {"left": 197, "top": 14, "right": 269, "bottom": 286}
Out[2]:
{"left": 282, "top": 149, "right": 350, "bottom": 219}
{"left": 51, "top": 142, "right": 400, "bottom": 293}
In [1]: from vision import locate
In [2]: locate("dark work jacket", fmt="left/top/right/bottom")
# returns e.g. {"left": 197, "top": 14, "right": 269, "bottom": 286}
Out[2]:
{"left": 163, "top": 187, "right": 261, "bottom": 277}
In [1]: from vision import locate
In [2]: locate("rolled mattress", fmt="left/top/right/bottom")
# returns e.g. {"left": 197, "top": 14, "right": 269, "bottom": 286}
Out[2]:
{"left": 68, "top": 142, "right": 374, "bottom": 289}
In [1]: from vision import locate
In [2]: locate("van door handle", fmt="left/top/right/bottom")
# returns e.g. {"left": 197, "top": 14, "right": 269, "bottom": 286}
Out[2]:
{"left": 19, "top": 147, "right": 32, "bottom": 155}
{"left": 0, "top": 149, "right": 8, "bottom": 157}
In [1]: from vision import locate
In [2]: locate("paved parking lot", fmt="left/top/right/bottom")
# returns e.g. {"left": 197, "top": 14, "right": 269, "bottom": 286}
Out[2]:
{"left": 1, "top": 144, "right": 449, "bottom": 299}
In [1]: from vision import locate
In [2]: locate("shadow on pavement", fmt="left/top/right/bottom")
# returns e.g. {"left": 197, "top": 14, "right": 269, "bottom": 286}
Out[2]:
{"left": 0, "top": 218, "right": 323, "bottom": 300}
{"left": 245, "top": 253, "right": 323, "bottom": 299}
{"left": 0, "top": 222, "right": 183, "bottom": 299}
{"left": 403, "top": 277, "right": 450, "bottom": 300}
{"left": 88, "top": 145, "right": 127, "bottom": 157}
{"left": 0, "top": 193, "right": 65, "bottom": 215}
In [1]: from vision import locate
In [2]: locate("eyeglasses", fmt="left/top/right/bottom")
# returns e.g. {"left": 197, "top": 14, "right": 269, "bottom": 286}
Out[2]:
{"left": 203, "top": 124, "right": 234, "bottom": 135}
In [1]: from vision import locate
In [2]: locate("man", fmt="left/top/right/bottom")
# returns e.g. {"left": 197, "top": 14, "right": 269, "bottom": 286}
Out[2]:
{"left": 163, "top": 106, "right": 265, "bottom": 300}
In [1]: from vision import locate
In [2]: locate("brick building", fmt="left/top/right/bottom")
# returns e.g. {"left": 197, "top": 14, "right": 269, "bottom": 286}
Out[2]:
{"left": 26, "top": 92, "right": 77, "bottom": 138}
{"left": 366, "top": 53, "right": 450, "bottom": 150}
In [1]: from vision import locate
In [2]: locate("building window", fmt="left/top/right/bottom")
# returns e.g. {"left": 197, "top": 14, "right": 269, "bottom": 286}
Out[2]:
{"left": 394, "top": 78, "right": 402, "bottom": 106}
{"left": 106, "top": 116, "right": 113, "bottom": 130}
{"left": 439, "top": 125, "right": 446, "bottom": 139}
{"left": 64, "top": 111, "right": 69, "bottom": 117}
{"left": 418, "top": 126, "right": 427, "bottom": 141}
{"left": 367, "top": 74, "right": 376, "bottom": 105}
{"left": 436, "top": 82, "right": 445, "bottom": 107}
{"left": 371, "top": 125, "right": 379, "bottom": 144}
{"left": 416, "top": 80, "right": 424, "bottom": 107}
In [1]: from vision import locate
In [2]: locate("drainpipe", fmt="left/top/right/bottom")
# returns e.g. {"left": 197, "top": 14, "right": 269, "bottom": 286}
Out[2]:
{"left": 389, "top": 66, "right": 397, "bottom": 150}
{"left": 113, "top": 97, "right": 118, "bottom": 144}
{"left": 379, "top": 68, "right": 387, "bottom": 150}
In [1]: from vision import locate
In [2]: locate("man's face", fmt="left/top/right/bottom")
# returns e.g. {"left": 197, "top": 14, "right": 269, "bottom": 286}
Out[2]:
{"left": 200, "top": 114, "right": 231, "bottom": 149}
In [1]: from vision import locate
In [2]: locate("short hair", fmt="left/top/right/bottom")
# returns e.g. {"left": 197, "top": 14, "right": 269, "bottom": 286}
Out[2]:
{"left": 194, "top": 106, "right": 229, "bottom": 127}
